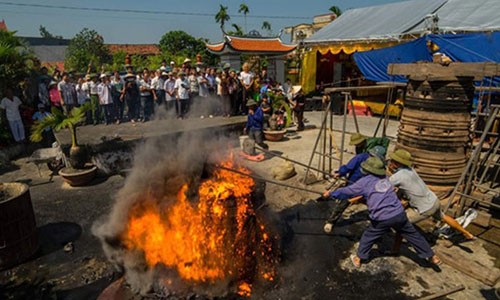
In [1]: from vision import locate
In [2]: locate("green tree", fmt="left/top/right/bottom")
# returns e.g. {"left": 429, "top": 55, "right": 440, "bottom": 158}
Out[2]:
{"left": 228, "top": 24, "right": 244, "bottom": 36}
{"left": 39, "top": 25, "right": 63, "bottom": 39}
{"left": 261, "top": 21, "right": 272, "bottom": 35}
{"left": 159, "top": 30, "right": 219, "bottom": 67}
{"left": 31, "top": 103, "right": 90, "bottom": 169}
{"left": 110, "top": 50, "right": 127, "bottom": 72}
{"left": 0, "top": 30, "right": 34, "bottom": 92}
{"left": 238, "top": 3, "right": 249, "bottom": 34}
{"left": 215, "top": 5, "right": 230, "bottom": 30}
{"left": 159, "top": 30, "right": 202, "bottom": 57}
{"left": 329, "top": 5, "right": 342, "bottom": 17}
{"left": 65, "top": 28, "right": 111, "bottom": 73}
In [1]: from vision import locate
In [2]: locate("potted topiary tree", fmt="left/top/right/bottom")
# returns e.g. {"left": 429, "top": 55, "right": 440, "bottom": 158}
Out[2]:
{"left": 30, "top": 103, "right": 97, "bottom": 186}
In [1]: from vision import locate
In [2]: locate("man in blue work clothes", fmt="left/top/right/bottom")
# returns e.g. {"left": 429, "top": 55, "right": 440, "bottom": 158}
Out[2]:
{"left": 333, "top": 133, "right": 370, "bottom": 184}
{"left": 323, "top": 134, "right": 386, "bottom": 233}
{"left": 322, "top": 157, "right": 441, "bottom": 268}
{"left": 244, "top": 99, "right": 268, "bottom": 150}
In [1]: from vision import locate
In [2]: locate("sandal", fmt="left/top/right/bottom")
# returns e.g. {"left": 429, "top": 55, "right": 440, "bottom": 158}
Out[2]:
{"left": 350, "top": 254, "right": 361, "bottom": 268}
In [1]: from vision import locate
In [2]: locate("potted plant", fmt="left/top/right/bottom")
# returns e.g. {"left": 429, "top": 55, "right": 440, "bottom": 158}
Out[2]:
{"left": 30, "top": 103, "right": 97, "bottom": 186}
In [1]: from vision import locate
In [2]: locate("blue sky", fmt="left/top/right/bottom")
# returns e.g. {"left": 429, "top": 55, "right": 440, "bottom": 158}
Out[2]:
{"left": 1, "top": 0, "right": 401, "bottom": 43}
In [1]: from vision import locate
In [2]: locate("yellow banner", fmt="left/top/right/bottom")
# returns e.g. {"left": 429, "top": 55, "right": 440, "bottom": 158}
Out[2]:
{"left": 300, "top": 41, "right": 400, "bottom": 93}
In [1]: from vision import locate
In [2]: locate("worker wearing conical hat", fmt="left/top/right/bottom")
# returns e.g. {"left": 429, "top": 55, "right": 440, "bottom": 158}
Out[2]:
{"left": 323, "top": 140, "right": 387, "bottom": 233}
{"left": 324, "top": 156, "right": 441, "bottom": 268}
{"left": 388, "top": 149, "right": 475, "bottom": 247}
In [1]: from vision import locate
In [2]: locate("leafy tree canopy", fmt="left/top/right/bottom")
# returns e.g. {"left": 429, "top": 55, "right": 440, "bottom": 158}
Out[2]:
{"left": 0, "top": 30, "right": 34, "bottom": 93}
{"left": 329, "top": 5, "right": 342, "bottom": 16}
{"left": 39, "top": 25, "right": 63, "bottom": 39}
{"left": 159, "top": 30, "right": 219, "bottom": 67}
{"left": 215, "top": 5, "right": 230, "bottom": 29}
{"left": 65, "top": 28, "right": 111, "bottom": 73}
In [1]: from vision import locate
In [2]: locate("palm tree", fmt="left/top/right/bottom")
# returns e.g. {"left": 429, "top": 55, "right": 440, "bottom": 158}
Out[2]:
{"left": 0, "top": 30, "right": 33, "bottom": 91}
{"left": 231, "top": 24, "right": 244, "bottom": 36}
{"left": 31, "top": 103, "right": 90, "bottom": 169}
{"left": 261, "top": 21, "right": 272, "bottom": 35}
{"left": 238, "top": 3, "right": 250, "bottom": 34}
{"left": 215, "top": 5, "right": 230, "bottom": 31}
{"left": 329, "top": 5, "right": 342, "bottom": 17}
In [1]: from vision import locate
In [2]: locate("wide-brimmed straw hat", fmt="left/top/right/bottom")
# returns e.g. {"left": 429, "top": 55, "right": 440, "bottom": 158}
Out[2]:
{"left": 349, "top": 133, "right": 367, "bottom": 146}
{"left": 389, "top": 149, "right": 412, "bottom": 167}
{"left": 124, "top": 73, "right": 135, "bottom": 79}
{"left": 361, "top": 157, "right": 386, "bottom": 176}
{"left": 183, "top": 58, "right": 191, "bottom": 64}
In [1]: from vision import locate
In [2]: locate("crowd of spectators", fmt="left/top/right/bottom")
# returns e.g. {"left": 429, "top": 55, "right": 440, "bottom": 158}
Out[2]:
{"left": 0, "top": 58, "right": 305, "bottom": 145}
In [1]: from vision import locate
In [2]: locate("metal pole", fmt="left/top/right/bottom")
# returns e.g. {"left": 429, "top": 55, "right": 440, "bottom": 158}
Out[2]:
{"left": 304, "top": 101, "right": 332, "bottom": 183}
{"left": 444, "top": 106, "right": 500, "bottom": 215}
{"left": 382, "top": 87, "right": 394, "bottom": 137}
{"left": 217, "top": 166, "right": 324, "bottom": 195}
{"left": 255, "top": 146, "right": 332, "bottom": 176}
{"left": 329, "top": 96, "right": 334, "bottom": 175}
{"left": 373, "top": 88, "right": 391, "bottom": 137}
{"left": 349, "top": 93, "right": 360, "bottom": 133}
{"left": 322, "top": 103, "right": 327, "bottom": 177}
{"left": 340, "top": 92, "right": 349, "bottom": 166}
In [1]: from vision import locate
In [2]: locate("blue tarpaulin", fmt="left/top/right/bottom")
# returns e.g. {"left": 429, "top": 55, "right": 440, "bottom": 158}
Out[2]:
{"left": 353, "top": 38, "right": 432, "bottom": 82}
{"left": 353, "top": 32, "right": 500, "bottom": 83}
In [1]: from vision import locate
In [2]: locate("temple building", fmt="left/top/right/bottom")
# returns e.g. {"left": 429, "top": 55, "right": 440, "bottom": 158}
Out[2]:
{"left": 206, "top": 32, "right": 297, "bottom": 83}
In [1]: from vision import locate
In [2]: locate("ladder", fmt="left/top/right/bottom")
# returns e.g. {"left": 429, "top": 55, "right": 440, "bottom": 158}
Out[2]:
{"left": 444, "top": 104, "right": 500, "bottom": 216}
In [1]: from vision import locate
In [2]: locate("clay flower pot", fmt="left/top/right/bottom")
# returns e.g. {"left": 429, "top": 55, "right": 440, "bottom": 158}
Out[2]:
{"left": 264, "top": 129, "right": 286, "bottom": 141}
{"left": 59, "top": 166, "right": 97, "bottom": 186}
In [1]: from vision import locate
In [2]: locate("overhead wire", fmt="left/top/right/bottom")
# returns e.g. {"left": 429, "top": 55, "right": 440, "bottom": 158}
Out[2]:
{"left": 0, "top": 1, "right": 310, "bottom": 20}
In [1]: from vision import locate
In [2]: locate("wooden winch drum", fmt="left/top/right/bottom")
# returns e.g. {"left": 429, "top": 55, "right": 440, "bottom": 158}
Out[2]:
{"left": 0, "top": 183, "right": 38, "bottom": 270}
{"left": 397, "top": 79, "right": 474, "bottom": 186}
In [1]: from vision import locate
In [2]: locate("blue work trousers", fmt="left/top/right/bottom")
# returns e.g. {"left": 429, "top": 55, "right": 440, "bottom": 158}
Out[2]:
{"left": 357, "top": 212, "right": 434, "bottom": 260}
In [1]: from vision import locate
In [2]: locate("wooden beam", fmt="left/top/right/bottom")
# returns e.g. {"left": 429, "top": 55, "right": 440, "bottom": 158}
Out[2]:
{"left": 324, "top": 85, "right": 396, "bottom": 93}
{"left": 387, "top": 62, "right": 500, "bottom": 80}
{"left": 417, "top": 285, "right": 465, "bottom": 300}
{"left": 436, "top": 245, "right": 500, "bottom": 286}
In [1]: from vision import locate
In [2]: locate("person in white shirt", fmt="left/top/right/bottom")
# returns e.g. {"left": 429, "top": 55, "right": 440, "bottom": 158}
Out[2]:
{"left": 239, "top": 63, "right": 254, "bottom": 114}
{"left": 139, "top": 68, "right": 154, "bottom": 122}
{"left": 151, "top": 69, "right": 165, "bottom": 114}
{"left": 0, "top": 88, "right": 25, "bottom": 142}
{"left": 174, "top": 71, "right": 190, "bottom": 119}
{"left": 163, "top": 72, "right": 177, "bottom": 115}
{"left": 97, "top": 74, "right": 115, "bottom": 125}
{"left": 75, "top": 77, "right": 88, "bottom": 107}
{"left": 197, "top": 70, "right": 209, "bottom": 98}
{"left": 58, "top": 72, "right": 77, "bottom": 116}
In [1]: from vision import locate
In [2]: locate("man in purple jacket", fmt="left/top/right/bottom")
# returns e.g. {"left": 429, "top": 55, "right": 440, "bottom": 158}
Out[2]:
{"left": 323, "top": 157, "right": 441, "bottom": 268}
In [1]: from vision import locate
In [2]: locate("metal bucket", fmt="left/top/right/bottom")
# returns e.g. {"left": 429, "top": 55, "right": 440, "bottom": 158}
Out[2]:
{"left": 397, "top": 79, "right": 473, "bottom": 185}
{"left": 0, "top": 183, "right": 38, "bottom": 269}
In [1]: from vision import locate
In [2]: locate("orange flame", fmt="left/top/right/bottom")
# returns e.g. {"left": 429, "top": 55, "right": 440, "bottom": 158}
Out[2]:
{"left": 122, "top": 158, "right": 276, "bottom": 295}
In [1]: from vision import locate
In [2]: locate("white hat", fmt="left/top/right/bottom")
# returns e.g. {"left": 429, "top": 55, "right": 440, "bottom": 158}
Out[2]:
{"left": 100, "top": 73, "right": 107, "bottom": 79}
{"left": 170, "top": 61, "right": 175, "bottom": 65}
{"left": 183, "top": 58, "right": 191, "bottom": 64}
{"left": 161, "top": 71, "right": 168, "bottom": 76}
